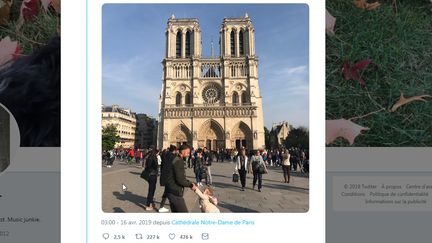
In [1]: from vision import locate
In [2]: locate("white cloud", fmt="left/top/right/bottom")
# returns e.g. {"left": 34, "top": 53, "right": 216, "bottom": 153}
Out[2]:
{"left": 278, "top": 65, "right": 307, "bottom": 75}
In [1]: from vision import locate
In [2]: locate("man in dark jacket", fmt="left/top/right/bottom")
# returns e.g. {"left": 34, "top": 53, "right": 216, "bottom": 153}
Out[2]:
{"left": 165, "top": 144, "right": 197, "bottom": 212}
{"left": 158, "top": 145, "right": 177, "bottom": 213}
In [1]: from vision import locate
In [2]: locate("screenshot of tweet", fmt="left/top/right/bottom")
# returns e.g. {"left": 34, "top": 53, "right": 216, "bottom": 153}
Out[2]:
{"left": 88, "top": 1, "right": 324, "bottom": 242}
{"left": 326, "top": 1, "right": 432, "bottom": 242}
{"left": 0, "top": 1, "right": 60, "bottom": 242}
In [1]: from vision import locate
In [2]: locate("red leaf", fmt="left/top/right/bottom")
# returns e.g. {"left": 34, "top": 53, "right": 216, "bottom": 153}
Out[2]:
{"left": 352, "top": 59, "right": 371, "bottom": 72}
{"left": 341, "top": 59, "right": 372, "bottom": 86}
{"left": 13, "top": 45, "right": 21, "bottom": 60}
{"left": 21, "top": 0, "right": 39, "bottom": 21}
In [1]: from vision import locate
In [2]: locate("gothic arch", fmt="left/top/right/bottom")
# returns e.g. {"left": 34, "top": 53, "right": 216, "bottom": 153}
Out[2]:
{"left": 232, "top": 91, "right": 239, "bottom": 105}
{"left": 170, "top": 123, "right": 192, "bottom": 146}
{"left": 175, "top": 30, "right": 182, "bottom": 58}
{"left": 175, "top": 92, "right": 182, "bottom": 106}
{"left": 197, "top": 119, "right": 225, "bottom": 150}
{"left": 241, "top": 91, "right": 248, "bottom": 104}
{"left": 229, "top": 82, "right": 247, "bottom": 94}
{"left": 231, "top": 121, "right": 253, "bottom": 150}
{"left": 173, "top": 83, "right": 192, "bottom": 94}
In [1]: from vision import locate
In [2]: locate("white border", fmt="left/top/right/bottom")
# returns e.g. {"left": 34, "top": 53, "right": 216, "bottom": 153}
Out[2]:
{"left": 82, "top": 0, "right": 325, "bottom": 242}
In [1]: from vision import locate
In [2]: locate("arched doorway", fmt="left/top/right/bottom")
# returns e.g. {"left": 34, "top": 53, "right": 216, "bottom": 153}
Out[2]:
{"left": 231, "top": 121, "right": 253, "bottom": 150}
{"left": 198, "top": 119, "right": 225, "bottom": 150}
{"left": 170, "top": 124, "right": 192, "bottom": 148}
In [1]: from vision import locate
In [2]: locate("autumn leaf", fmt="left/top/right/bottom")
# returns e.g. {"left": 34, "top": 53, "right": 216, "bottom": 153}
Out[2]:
{"left": 390, "top": 93, "right": 431, "bottom": 112}
{"left": 21, "top": 0, "right": 39, "bottom": 20}
{"left": 326, "top": 119, "right": 369, "bottom": 145}
{"left": 16, "top": 0, "right": 40, "bottom": 31}
{"left": 326, "top": 9, "right": 336, "bottom": 36}
{"left": 342, "top": 59, "right": 371, "bottom": 86}
{"left": 0, "top": 36, "right": 20, "bottom": 67}
{"left": 0, "top": 0, "right": 12, "bottom": 26}
{"left": 354, "top": 0, "right": 381, "bottom": 10}
{"left": 51, "top": 0, "right": 60, "bottom": 13}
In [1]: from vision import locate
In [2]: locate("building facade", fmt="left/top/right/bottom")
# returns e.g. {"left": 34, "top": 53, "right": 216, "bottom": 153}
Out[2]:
{"left": 102, "top": 105, "right": 137, "bottom": 149}
{"left": 135, "top": 113, "right": 158, "bottom": 149}
{"left": 270, "top": 121, "right": 292, "bottom": 147}
{"left": 158, "top": 14, "right": 265, "bottom": 150}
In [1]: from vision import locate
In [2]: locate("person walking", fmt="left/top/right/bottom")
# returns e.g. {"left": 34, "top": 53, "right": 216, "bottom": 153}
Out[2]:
{"left": 193, "top": 148, "right": 205, "bottom": 186}
{"left": 251, "top": 150, "right": 268, "bottom": 192}
{"left": 143, "top": 149, "right": 159, "bottom": 211}
{"left": 204, "top": 153, "right": 213, "bottom": 186}
{"left": 282, "top": 149, "right": 291, "bottom": 183}
{"left": 235, "top": 148, "right": 250, "bottom": 191}
{"left": 158, "top": 145, "right": 177, "bottom": 213}
{"left": 165, "top": 144, "right": 197, "bottom": 212}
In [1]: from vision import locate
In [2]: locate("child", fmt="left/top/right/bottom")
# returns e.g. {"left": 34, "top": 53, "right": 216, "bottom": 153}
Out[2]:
{"left": 193, "top": 186, "right": 220, "bottom": 213}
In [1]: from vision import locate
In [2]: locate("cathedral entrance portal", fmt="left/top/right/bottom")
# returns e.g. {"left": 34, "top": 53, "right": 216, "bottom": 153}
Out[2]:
{"left": 170, "top": 124, "right": 192, "bottom": 148}
{"left": 198, "top": 119, "right": 225, "bottom": 150}
{"left": 231, "top": 122, "right": 253, "bottom": 151}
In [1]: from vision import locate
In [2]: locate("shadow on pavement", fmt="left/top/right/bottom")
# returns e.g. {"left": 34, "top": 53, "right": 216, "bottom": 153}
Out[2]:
{"left": 217, "top": 201, "right": 259, "bottom": 213}
{"left": 129, "top": 171, "right": 141, "bottom": 176}
{"left": 112, "top": 191, "right": 147, "bottom": 211}
{"left": 263, "top": 183, "right": 309, "bottom": 194}
{"left": 113, "top": 207, "right": 125, "bottom": 213}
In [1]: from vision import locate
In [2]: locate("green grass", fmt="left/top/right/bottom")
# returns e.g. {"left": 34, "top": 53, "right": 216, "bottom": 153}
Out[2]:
{"left": 326, "top": 0, "right": 432, "bottom": 146}
{"left": 0, "top": 10, "right": 58, "bottom": 55}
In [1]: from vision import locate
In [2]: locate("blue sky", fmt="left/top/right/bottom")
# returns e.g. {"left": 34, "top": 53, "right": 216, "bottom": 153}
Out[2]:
{"left": 102, "top": 4, "right": 309, "bottom": 128}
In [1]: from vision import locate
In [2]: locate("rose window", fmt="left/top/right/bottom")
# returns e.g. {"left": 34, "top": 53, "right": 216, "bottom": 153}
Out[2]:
{"left": 202, "top": 84, "right": 221, "bottom": 104}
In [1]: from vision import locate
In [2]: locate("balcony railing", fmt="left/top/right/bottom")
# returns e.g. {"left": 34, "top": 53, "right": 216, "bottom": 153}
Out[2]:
{"left": 165, "top": 102, "right": 255, "bottom": 108}
{"left": 163, "top": 104, "right": 257, "bottom": 118}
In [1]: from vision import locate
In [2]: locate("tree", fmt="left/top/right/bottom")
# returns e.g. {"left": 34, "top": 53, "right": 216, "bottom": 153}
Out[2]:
{"left": 284, "top": 127, "right": 309, "bottom": 149}
{"left": 264, "top": 126, "right": 271, "bottom": 149}
{"left": 102, "top": 124, "right": 120, "bottom": 151}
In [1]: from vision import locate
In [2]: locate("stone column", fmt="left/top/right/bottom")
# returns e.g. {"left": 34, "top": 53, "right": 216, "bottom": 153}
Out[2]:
{"left": 165, "top": 31, "right": 169, "bottom": 58}
{"left": 181, "top": 31, "right": 186, "bottom": 58}
{"left": 250, "top": 28, "right": 255, "bottom": 56}
{"left": 235, "top": 29, "right": 240, "bottom": 57}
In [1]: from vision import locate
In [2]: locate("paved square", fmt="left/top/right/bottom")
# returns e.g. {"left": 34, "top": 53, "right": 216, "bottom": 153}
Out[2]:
{"left": 102, "top": 160, "right": 308, "bottom": 213}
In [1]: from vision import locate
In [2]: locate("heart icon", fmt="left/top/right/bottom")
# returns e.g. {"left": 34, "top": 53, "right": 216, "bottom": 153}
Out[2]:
{"left": 168, "top": 233, "right": 176, "bottom": 240}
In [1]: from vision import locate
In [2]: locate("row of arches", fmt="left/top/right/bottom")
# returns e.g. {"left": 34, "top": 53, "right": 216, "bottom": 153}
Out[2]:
{"left": 169, "top": 119, "right": 253, "bottom": 150}
{"left": 175, "top": 92, "right": 192, "bottom": 106}
{"left": 175, "top": 30, "right": 192, "bottom": 58}
{"left": 232, "top": 91, "right": 248, "bottom": 105}
{"left": 230, "top": 29, "right": 246, "bottom": 56}
{"left": 175, "top": 91, "right": 249, "bottom": 106}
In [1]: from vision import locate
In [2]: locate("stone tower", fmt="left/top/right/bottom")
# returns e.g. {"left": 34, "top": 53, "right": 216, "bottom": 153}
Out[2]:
{"left": 158, "top": 14, "right": 265, "bottom": 151}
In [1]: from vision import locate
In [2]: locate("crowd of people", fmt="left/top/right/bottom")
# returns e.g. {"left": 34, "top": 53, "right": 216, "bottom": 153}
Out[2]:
{"left": 103, "top": 144, "right": 309, "bottom": 213}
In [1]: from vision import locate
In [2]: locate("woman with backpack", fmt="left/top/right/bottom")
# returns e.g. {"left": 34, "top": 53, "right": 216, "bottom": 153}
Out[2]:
{"left": 251, "top": 150, "right": 268, "bottom": 192}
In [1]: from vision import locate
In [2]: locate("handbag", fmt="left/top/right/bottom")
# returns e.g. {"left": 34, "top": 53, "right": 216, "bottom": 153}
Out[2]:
{"left": 232, "top": 172, "right": 239, "bottom": 183}
{"left": 258, "top": 165, "right": 265, "bottom": 174}
{"left": 140, "top": 168, "right": 157, "bottom": 181}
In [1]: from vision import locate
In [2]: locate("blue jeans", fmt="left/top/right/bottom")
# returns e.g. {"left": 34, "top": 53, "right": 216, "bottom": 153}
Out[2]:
{"left": 253, "top": 171, "right": 262, "bottom": 189}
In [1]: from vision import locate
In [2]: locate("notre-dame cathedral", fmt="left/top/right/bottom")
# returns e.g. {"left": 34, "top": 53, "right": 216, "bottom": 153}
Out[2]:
{"left": 157, "top": 14, "right": 264, "bottom": 151}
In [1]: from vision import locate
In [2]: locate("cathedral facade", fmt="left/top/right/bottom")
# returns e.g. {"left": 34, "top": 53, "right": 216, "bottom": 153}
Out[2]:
{"left": 157, "top": 14, "right": 264, "bottom": 151}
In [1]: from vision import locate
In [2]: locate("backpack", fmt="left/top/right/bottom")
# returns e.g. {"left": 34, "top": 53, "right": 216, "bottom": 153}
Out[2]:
{"left": 252, "top": 157, "right": 261, "bottom": 171}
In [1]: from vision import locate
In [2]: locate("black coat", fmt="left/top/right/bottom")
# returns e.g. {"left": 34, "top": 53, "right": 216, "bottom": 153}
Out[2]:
{"left": 165, "top": 156, "right": 192, "bottom": 197}
{"left": 160, "top": 152, "right": 175, "bottom": 186}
